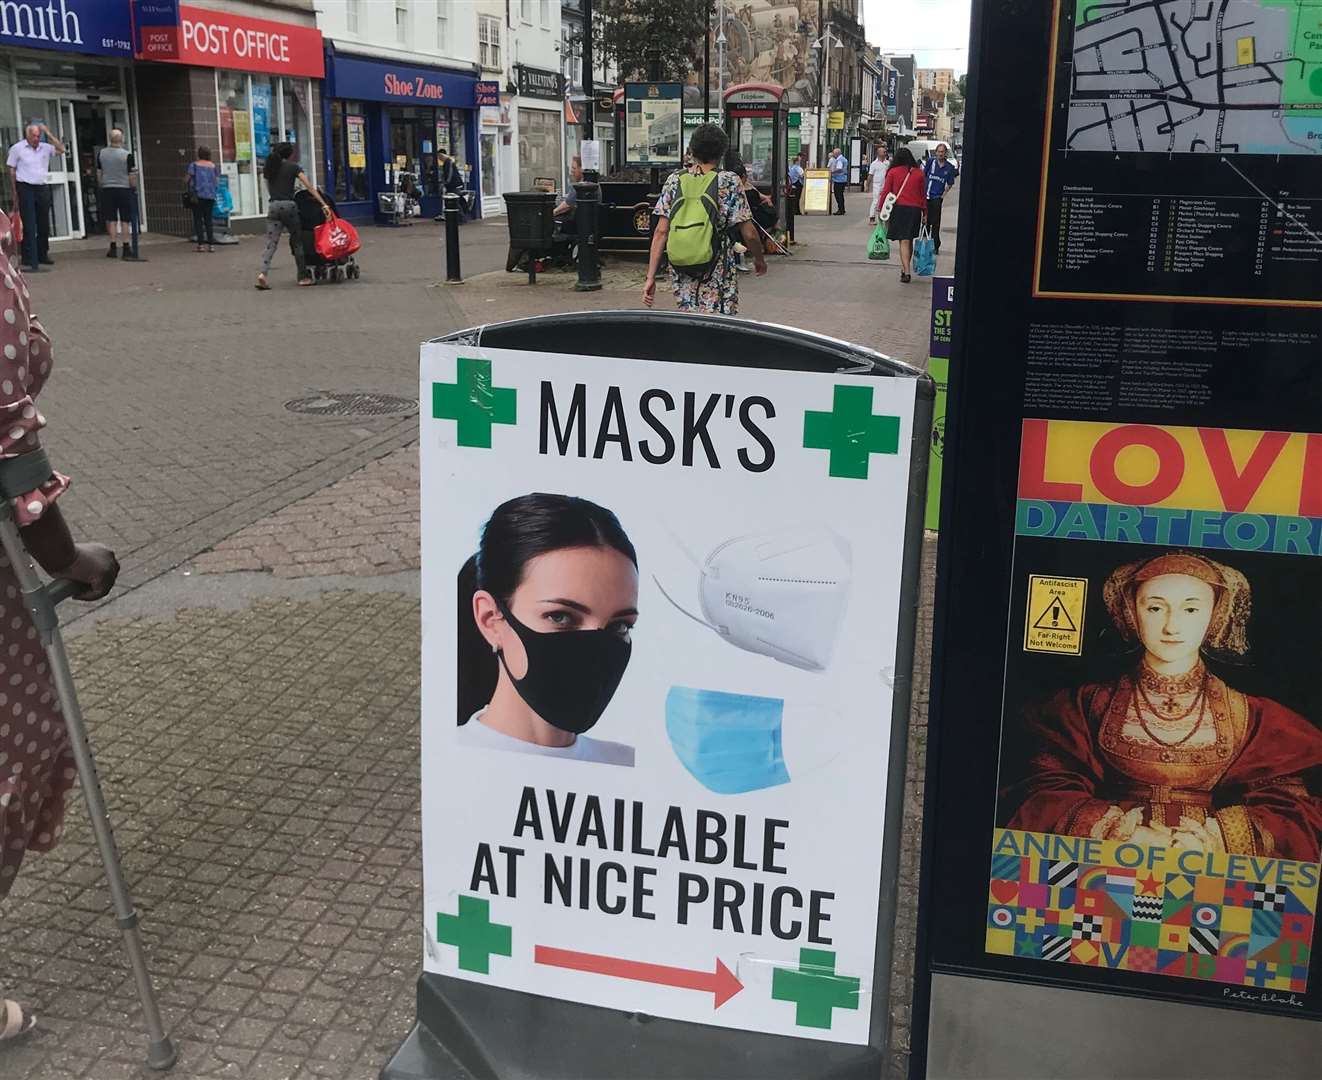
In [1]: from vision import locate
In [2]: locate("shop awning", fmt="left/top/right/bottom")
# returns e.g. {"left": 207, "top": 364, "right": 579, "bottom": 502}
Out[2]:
{"left": 565, "top": 99, "right": 581, "bottom": 124}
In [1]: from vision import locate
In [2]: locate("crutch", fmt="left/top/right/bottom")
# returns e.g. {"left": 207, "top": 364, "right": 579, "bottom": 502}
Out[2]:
{"left": 0, "top": 453, "right": 176, "bottom": 1071}
{"left": 754, "top": 218, "right": 792, "bottom": 256}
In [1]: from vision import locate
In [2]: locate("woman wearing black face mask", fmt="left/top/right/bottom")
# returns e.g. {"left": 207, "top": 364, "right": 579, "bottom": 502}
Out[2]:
{"left": 457, "top": 493, "right": 639, "bottom": 766}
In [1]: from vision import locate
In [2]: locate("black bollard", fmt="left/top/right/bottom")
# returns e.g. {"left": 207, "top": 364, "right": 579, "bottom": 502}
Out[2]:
{"left": 123, "top": 191, "right": 146, "bottom": 261}
{"left": 574, "top": 180, "right": 602, "bottom": 292}
{"left": 444, "top": 193, "right": 462, "bottom": 283}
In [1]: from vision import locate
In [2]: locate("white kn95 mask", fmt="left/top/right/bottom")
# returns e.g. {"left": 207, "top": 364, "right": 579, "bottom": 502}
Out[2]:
{"left": 655, "top": 525, "right": 853, "bottom": 672}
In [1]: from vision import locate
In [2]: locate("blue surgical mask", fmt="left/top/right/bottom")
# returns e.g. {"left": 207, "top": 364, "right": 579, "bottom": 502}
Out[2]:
{"left": 665, "top": 686, "right": 791, "bottom": 795}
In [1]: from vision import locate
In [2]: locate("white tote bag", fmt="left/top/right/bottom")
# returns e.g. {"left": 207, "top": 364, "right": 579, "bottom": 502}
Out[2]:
{"left": 878, "top": 167, "right": 915, "bottom": 223}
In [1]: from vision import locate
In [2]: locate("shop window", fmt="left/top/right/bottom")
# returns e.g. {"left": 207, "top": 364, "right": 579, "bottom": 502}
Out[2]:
{"left": 520, "top": 0, "right": 532, "bottom": 24}
{"left": 251, "top": 74, "right": 275, "bottom": 215}
{"left": 518, "top": 107, "right": 562, "bottom": 192}
{"left": 282, "top": 79, "right": 314, "bottom": 181}
{"left": 217, "top": 69, "right": 258, "bottom": 218}
{"left": 441, "top": 108, "right": 469, "bottom": 189}
{"left": 540, "top": 0, "right": 550, "bottom": 26}
{"left": 346, "top": 0, "right": 360, "bottom": 32}
{"left": 0, "top": 61, "right": 18, "bottom": 214}
{"left": 396, "top": 1, "right": 409, "bottom": 44}
{"left": 480, "top": 132, "right": 497, "bottom": 198}
{"left": 479, "top": 15, "right": 501, "bottom": 70}
{"left": 437, "top": 5, "right": 449, "bottom": 50}
{"left": 331, "top": 100, "right": 370, "bottom": 203}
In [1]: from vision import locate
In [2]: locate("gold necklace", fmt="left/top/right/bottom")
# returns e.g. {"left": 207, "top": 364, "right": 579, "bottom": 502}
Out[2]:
{"left": 1135, "top": 674, "right": 1205, "bottom": 724}
{"left": 1133, "top": 689, "right": 1207, "bottom": 748}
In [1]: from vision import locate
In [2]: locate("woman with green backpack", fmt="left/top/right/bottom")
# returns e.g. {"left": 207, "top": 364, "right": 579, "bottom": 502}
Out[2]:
{"left": 642, "top": 124, "right": 766, "bottom": 315}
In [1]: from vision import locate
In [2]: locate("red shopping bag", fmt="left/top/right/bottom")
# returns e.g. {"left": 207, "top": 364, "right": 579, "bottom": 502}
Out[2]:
{"left": 313, "top": 215, "right": 360, "bottom": 261}
{"left": 7, "top": 210, "right": 21, "bottom": 245}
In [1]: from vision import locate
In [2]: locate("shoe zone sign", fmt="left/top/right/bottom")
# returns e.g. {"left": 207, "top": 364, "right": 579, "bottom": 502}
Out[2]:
{"left": 419, "top": 341, "right": 919, "bottom": 1043}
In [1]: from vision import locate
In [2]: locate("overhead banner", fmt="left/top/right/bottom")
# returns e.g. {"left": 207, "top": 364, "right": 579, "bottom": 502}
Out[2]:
{"left": 419, "top": 343, "right": 919, "bottom": 1044}
{"left": 922, "top": 0, "right": 1322, "bottom": 1041}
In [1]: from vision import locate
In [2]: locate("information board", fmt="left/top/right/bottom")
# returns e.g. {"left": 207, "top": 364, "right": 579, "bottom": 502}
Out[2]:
{"left": 625, "top": 82, "right": 683, "bottom": 167}
{"left": 920, "top": 0, "right": 1322, "bottom": 1046}
{"left": 801, "top": 169, "right": 831, "bottom": 214}
{"left": 1034, "top": 0, "right": 1322, "bottom": 306}
{"left": 420, "top": 342, "right": 920, "bottom": 1045}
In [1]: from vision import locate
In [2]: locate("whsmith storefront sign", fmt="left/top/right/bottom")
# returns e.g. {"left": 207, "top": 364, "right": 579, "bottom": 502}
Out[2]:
{"left": 0, "top": 0, "right": 133, "bottom": 56}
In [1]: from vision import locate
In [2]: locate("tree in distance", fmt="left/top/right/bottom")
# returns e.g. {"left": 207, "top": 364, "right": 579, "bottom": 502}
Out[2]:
{"left": 594, "top": 0, "right": 713, "bottom": 81}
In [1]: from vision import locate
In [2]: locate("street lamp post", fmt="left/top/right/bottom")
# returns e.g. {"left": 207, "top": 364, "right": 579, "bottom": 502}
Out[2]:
{"left": 716, "top": 0, "right": 727, "bottom": 101}
{"left": 812, "top": 29, "right": 843, "bottom": 168}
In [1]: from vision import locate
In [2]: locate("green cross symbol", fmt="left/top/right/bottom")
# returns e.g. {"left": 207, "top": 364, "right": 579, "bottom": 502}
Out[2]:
{"left": 803, "top": 384, "right": 900, "bottom": 479}
{"left": 435, "top": 895, "right": 512, "bottom": 974}
{"left": 771, "top": 948, "right": 861, "bottom": 1029}
{"left": 432, "top": 356, "right": 517, "bottom": 448}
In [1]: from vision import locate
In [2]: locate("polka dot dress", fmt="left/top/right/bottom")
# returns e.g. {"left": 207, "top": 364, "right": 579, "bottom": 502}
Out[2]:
{"left": 0, "top": 212, "right": 72, "bottom": 899}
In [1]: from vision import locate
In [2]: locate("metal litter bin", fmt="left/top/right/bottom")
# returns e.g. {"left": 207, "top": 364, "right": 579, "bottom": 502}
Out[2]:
{"left": 502, "top": 191, "right": 556, "bottom": 278}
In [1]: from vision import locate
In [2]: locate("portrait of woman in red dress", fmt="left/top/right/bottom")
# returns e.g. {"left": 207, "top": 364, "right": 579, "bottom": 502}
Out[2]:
{"left": 1001, "top": 551, "right": 1322, "bottom": 863}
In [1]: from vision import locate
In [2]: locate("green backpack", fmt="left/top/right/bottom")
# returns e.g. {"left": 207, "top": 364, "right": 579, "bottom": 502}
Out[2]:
{"left": 665, "top": 171, "right": 723, "bottom": 279}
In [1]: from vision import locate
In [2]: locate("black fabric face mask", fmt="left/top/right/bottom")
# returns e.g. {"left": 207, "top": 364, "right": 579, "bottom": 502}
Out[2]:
{"left": 495, "top": 600, "right": 632, "bottom": 734}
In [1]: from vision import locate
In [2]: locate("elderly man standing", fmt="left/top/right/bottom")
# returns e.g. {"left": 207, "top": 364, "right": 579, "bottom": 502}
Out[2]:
{"left": 828, "top": 146, "right": 849, "bottom": 215}
{"left": 96, "top": 128, "right": 137, "bottom": 260}
{"left": 6, "top": 123, "right": 63, "bottom": 272}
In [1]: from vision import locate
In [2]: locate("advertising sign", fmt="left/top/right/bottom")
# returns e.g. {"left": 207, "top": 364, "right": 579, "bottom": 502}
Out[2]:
{"left": 233, "top": 109, "right": 251, "bottom": 160}
{"left": 827, "top": 111, "right": 845, "bottom": 130}
{"left": 346, "top": 115, "right": 366, "bottom": 168}
{"left": 476, "top": 81, "right": 500, "bottom": 107}
{"left": 624, "top": 82, "right": 683, "bottom": 167}
{"left": 175, "top": 5, "right": 324, "bottom": 78}
{"left": 517, "top": 65, "right": 562, "bottom": 100}
{"left": 0, "top": 0, "right": 133, "bottom": 56}
{"left": 580, "top": 139, "right": 602, "bottom": 173}
{"left": 925, "top": 276, "right": 953, "bottom": 531}
{"left": 133, "top": 0, "right": 180, "bottom": 58}
{"left": 419, "top": 342, "right": 920, "bottom": 1046}
{"left": 801, "top": 169, "right": 831, "bottom": 214}
{"left": 920, "top": 0, "right": 1322, "bottom": 1056}
{"left": 331, "top": 55, "right": 477, "bottom": 108}
{"left": 251, "top": 82, "right": 271, "bottom": 160}
{"left": 885, "top": 71, "right": 898, "bottom": 119}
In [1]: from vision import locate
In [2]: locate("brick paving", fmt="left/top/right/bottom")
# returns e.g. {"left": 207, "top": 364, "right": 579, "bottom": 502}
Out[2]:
{"left": 0, "top": 188, "right": 947, "bottom": 1079}
{"left": 1, "top": 592, "right": 422, "bottom": 1080}
{"left": 193, "top": 447, "right": 419, "bottom": 579}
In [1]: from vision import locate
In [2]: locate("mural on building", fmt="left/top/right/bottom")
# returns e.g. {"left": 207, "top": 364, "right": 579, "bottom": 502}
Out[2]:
{"left": 686, "top": 0, "right": 823, "bottom": 107}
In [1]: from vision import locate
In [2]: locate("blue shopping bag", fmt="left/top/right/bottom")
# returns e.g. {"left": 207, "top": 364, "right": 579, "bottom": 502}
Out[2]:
{"left": 913, "top": 225, "right": 936, "bottom": 276}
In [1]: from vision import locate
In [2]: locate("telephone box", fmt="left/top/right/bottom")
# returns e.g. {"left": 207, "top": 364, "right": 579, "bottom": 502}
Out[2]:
{"left": 722, "top": 82, "right": 790, "bottom": 228}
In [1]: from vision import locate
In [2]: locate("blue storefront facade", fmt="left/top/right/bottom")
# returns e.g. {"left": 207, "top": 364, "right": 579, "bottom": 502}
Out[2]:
{"left": 321, "top": 49, "right": 484, "bottom": 222}
{"left": 0, "top": 0, "right": 142, "bottom": 236}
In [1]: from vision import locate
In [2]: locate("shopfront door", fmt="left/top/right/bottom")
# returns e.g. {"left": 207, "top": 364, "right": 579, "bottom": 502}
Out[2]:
{"left": 18, "top": 97, "right": 80, "bottom": 239}
{"left": 480, "top": 131, "right": 498, "bottom": 207}
{"left": 73, "top": 102, "right": 131, "bottom": 237}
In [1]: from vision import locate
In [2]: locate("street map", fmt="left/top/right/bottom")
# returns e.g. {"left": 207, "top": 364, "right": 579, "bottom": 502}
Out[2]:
{"left": 1065, "top": 0, "right": 1322, "bottom": 153}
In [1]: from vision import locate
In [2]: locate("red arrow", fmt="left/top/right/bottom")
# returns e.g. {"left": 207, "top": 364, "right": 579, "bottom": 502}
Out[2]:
{"left": 534, "top": 945, "right": 744, "bottom": 1008}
